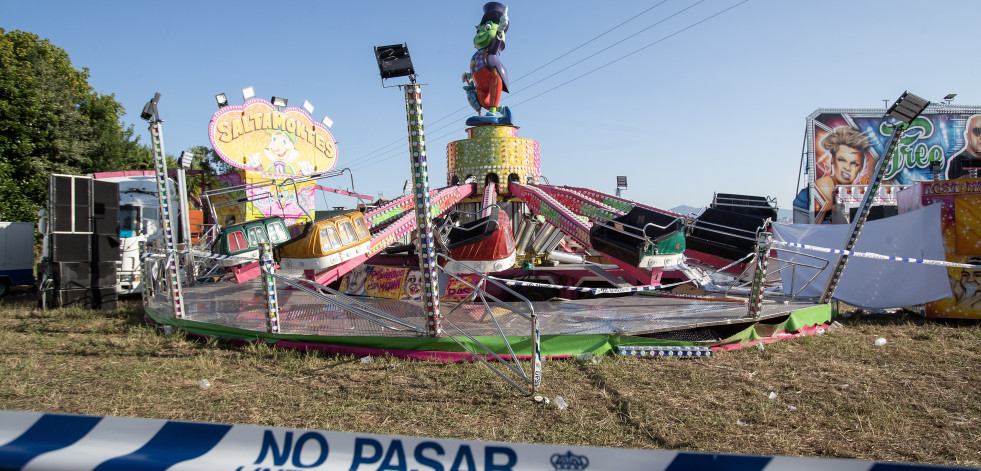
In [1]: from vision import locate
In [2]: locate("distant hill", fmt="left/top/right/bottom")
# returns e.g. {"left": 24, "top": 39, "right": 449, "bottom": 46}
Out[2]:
{"left": 670, "top": 205, "right": 794, "bottom": 222}
{"left": 669, "top": 205, "right": 701, "bottom": 216}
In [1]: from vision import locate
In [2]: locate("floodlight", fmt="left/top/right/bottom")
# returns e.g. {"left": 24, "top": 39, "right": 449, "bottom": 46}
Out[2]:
{"left": 403, "top": 180, "right": 412, "bottom": 195}
{"left": 180, "top": 151, "right": 194, "bottom": 169}
{"left": 140, "top": 93, "right": 161, "bottom": 121}
{"left": 215, "top": 93, "right": 228, "bottom": 108}
{"left": 242, "top": 86, "right": 255, "bottom": 100}
{"left": 321, "top": 114, "right": 334, "bottom": 129}
{"left": 944, "top": 93, "right": 957, "bottom": 101}
{"left": 885, "top": 91, "right": 930, "bottom": 125}
{"left": 616, "top": 176, "right": 628, "bottom": 190}
{"left": 302, "top": 100, "right": 314, "bottom": 114}
{"left": 374, "top": 44, "right": 415, "bottom": 80}
{"left": 271, "top": 96, "right": 288, "bottom": 108}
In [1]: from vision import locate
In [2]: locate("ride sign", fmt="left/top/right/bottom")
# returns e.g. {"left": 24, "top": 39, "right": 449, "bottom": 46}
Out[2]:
{"left": 209, "top": 98, "right": 338, "bottom": 179}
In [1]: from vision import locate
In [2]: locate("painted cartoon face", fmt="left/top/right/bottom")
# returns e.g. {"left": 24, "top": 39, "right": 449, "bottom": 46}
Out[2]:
{"left": 348, "top": 267, "right": 368, "bottom": 293}
{"left": 267, "top": 132, "right": 294, "bottom": 160}
{"left": 473, "top": 20, "right": 500, "bottom": 49}
{"left": 831, "top": 145, "right": 863, "bottom": 185}
{"left": 405, "top": 270, "right": 423, "bottom": 298}
{"left": 966, "top": 116, "right": 981, "bottom": 156}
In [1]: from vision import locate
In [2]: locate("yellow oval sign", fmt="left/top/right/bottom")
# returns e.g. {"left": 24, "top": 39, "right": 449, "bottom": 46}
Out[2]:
{"left": 208, "top": 98, "right": 337, "bottom": 177}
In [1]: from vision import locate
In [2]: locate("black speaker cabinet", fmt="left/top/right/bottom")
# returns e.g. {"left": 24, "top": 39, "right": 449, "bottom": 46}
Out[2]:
{"left": 46, "top": 261, "right": 116, "bottom": 289}
{"left": 50, "top": 233, "right": 92, "bottom": 262}
{"left": 49, "top": 175, "right": 95, "bottom": 233}
{"left": 93, "top": 206, "right": 119, "bottom": 235}
{"left": 46, "top": 287, "right": 118, "bottom": 310}
{"left": 92, "top": 234, "right": 121, "bottom": 262}
{"left": 93, "top": 180, "right": 119, "bottom": 209}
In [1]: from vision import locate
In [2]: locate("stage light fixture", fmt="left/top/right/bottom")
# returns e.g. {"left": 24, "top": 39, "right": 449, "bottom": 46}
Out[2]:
{"left": 885, "top": 91, "right": 930, "bottom": 125}
{"left": 215, "top": 93, "right": 228, "bottom": 108}
{"left": 180, "top": 151, "right": 194, "bottom": 169}
{"left": 374, "top": 43, "right": 415, "bottom": 80}
{"left": 140, "top": 93, "right": 161, "bottom": 122}
{"left": 271, "top": 96, "right": 288, "bottom": 108}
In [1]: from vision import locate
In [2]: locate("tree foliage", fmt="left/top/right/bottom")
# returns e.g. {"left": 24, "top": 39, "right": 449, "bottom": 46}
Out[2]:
{"left": 0, "top": 29, "right": 153, "bottom": 221}
{"left": 183, "top": 145, "right": 233, "bottom": 205}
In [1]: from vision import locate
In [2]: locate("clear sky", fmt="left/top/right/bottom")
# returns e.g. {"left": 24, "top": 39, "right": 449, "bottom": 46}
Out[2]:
{"left": 3, "top": 0, "right": 979, "bottom": 212}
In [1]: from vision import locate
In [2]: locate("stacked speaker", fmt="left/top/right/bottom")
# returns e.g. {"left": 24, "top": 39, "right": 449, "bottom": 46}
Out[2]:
{"left": 43, "top": 175, "right": 120, "bottom": 309}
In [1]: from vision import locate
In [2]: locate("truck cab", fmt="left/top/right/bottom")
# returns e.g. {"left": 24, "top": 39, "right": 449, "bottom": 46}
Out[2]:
{"left": 90, "top": 172, "right": 180, "bottom": 294}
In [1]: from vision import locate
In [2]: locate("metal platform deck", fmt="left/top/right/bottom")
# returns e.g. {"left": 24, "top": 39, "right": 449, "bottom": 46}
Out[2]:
{"left": 146, "top": 271, "right": 824, "bottom": 339}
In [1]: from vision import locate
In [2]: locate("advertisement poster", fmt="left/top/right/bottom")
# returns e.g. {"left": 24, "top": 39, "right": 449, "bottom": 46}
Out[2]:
{"left": 210, "top": 171, "right": 314, "bottom": 227}
{"left": 908, "top": 179, "right": 981, "bottom": 318}
{"left": 807, "top": 107, "right": 981, "bottom": 223}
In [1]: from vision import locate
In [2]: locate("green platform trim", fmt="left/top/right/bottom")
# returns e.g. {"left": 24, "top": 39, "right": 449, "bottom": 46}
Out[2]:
{"left": 145, "top": 302, "right": 832, "bottom": 358}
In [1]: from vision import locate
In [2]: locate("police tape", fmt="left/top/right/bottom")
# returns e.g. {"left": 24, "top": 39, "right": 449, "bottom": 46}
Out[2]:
{"left": 771, "top": 240, "right": 981, "bottom": 269}
{"left": 0, "top": 410, "right": 962, "bottom": 471}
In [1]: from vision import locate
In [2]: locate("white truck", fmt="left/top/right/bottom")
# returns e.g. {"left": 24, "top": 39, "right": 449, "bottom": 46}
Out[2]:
{"left": 89, "top": 171, "right": 181, "bottom": 294}
{"left": 0, "top": 222, "right": 36, "bottom": 296}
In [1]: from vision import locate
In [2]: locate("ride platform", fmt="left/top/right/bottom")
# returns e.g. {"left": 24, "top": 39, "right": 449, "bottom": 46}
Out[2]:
{"left": 144, "top": 271, "right": 832, "bottom": 360}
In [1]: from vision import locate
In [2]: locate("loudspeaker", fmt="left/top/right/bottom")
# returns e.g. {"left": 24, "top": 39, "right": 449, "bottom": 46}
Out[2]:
{"left": 51, "top": 175, "right": 74, "bottom": 206}
{"left": 92, "top": 234, "right": 121, "bottom": 262}
{"left": 93, "top": 180, "right": 119, "bottom": 209}
{"left": 52, "top": 204, "right": 74, "bottom": 232}
{"left": 45, "top": 261, "right": 117, "bottom": 289}
{"left": 51, "top": 204, "right": 92, "bottom": 233}
{"left": 93, "top": 207, "right": 119, "bottom": 235}
{"left": 50, "top": 233, "right": 92, "bottom": 262}
{"left": 49, "top": 175, "right": 94, "bottom": 233}
{"left": 46, "top": 287, "right": 118, "bottom": 310}
{"left": 73, "top": 178, "right": 91, "bottom": 206}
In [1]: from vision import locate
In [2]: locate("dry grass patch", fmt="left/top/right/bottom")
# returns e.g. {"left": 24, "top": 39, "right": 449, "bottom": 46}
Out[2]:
{"left": 0, "top": 289, "right": 978, "bottom": 467}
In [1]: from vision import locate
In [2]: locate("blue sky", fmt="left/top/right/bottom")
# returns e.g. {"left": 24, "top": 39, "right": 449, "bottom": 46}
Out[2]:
{"left": 3, "top": 0, "right": 979, "bottom": 212}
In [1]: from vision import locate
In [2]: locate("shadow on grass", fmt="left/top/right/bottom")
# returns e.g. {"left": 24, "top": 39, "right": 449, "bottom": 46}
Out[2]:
{"left": 838, "top": 307, "right": 980, "bottom": 328}
{"left": 573, "top": 360, "right": 676, "bottom": 449}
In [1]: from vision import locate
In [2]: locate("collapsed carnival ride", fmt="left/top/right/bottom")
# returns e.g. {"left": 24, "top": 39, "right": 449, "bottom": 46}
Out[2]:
{"left": 141, "top": 91, "right": 834, "bottom": 395}
{"left": 135, "top": 3, "right": 925, "bottom": 395}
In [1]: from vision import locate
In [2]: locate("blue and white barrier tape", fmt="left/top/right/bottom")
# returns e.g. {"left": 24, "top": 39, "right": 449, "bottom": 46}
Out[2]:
{"left": 0, "top": 410, "right": 964, "bottom": 471}
{"left": 772, "top": 240, "right": 981, "bottom": 270}
{"left": 618, "top": 346, "right": 713, "bottom": 357}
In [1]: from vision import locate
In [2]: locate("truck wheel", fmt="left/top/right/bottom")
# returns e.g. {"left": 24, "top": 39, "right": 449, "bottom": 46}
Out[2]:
{"left": 0, "top": 281, "right": 8, "bottom": 298}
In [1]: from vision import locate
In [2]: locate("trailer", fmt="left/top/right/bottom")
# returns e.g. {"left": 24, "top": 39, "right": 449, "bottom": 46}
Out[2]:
{"left": 0, "top": 222, "right": 36, "bottom": 296}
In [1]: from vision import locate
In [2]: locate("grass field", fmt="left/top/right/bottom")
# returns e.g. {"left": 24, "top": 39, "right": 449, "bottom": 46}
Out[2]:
{"left": 1, "top": 286, "right": 979, "bottom": 467}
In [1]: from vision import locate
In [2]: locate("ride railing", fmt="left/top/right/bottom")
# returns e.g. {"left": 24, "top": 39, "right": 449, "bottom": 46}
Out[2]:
{"left": 589, "top": 213, "right": 682, "bottom": 245}
{"left": 711, "top": 193, "right": 778, "bottom": 212}
{"left": 271, "top": 273, "right": 427, "bottom": 334}
{"left": 435, "top": 252, "right": 541, "bottom": 396}
{"left": 699, "top": 222, "right": 830, "bottom": 301}
{"left": 142, "top": 244, "right": 541, "bottom": 396}
{"left": 686, "top": 216, "right": 760, "bottom": 245}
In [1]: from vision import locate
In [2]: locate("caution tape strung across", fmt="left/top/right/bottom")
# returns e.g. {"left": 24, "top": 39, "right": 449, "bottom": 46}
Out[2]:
{"left": 772, "top": 240, "right": 981, "bottom": 269}
{"left": 0, "top": 410, "right": 962, "bottom": 471}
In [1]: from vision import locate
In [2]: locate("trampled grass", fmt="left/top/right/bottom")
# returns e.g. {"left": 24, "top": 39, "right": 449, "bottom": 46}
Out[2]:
{"left": 0, "top": 287, "right": 979, "bottom": 467}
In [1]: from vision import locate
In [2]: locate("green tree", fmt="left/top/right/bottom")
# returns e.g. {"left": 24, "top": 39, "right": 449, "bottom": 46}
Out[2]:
{"left": 184, "top": 145, "right": 233, "bottom": 205}
{"left": 0, "top": 29, "right": 152, "bottom": 221}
